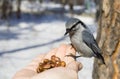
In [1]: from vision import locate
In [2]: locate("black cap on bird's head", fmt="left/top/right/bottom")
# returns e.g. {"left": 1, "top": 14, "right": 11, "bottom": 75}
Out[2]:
{"left": 64, "top": 18, "right": 87, "bottom": 35}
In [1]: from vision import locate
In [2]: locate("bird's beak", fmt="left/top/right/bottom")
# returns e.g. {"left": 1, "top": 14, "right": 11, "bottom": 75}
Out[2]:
{"left": 64, "top": 31, "right": 68, "bottom": 36}
{"left": 64, "top": 29, "right": 70, "bottom": 36}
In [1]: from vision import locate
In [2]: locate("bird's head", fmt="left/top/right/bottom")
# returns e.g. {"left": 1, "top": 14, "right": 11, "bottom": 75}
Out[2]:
{"left": 64, "top": 18, "right": 87, "bottom": 36}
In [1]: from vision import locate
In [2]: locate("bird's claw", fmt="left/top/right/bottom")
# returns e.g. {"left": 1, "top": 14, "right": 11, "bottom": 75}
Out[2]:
{"left": 65, "top": 53, "right": 81, "bottom": 59}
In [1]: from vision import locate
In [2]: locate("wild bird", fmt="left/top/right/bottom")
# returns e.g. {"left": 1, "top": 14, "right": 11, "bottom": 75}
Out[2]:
{"left": 64, "top": 18, "right": 105, "bottom": 64}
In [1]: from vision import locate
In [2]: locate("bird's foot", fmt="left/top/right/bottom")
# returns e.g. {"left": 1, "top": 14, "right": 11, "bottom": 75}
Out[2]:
{"left": 69, "top": 43, "right": 77, "bottom": 51}
{"left": 66, "top": 53, "right": 81, "bottom": 59}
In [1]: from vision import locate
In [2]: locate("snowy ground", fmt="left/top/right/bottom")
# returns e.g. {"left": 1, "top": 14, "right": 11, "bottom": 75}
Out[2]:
{"left": 0, "top": 1, "right": 97, "bottom": 79}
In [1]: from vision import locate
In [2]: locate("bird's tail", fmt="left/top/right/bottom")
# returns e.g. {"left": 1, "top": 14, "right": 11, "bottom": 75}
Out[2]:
{"left": 96, "top": 53, "right": 105, "bottom": 64}
{"left": 92, "top": 44, "right": 105, "bottom": 64}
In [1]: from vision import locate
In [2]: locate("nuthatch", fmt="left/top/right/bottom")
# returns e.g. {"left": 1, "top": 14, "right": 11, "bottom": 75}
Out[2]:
{"left": 64, "top": 18, "right": 105, "bottom": 64}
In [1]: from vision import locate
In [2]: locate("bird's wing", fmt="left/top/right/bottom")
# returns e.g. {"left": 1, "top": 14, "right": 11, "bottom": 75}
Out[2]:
{"left": 82, "top": 30, "right": 101, "bottom": 58}
{"left": 82, "top": 30, "right": 105, "bottom": 64}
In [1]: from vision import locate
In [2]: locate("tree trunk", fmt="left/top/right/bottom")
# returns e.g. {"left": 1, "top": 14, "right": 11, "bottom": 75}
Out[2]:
{"left": 93, "top": 0, "right": 120, "bottom": 79}
{"left": 68, "top": 0, "right": 74, "bottom": 14}
{"left": 16, "top": 0, "right": 21, "bottom": 19}
{"left": 1, "top": 0, "right": 8, "bottom": 19}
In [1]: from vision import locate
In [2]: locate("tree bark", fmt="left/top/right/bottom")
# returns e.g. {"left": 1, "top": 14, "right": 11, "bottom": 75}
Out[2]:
{"left": 93, "top": 0, "right": 120, "bottom": 79}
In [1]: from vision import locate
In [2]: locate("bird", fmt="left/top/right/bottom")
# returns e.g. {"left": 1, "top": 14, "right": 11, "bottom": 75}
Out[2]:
{"left": 64, "top": 18, "right": 105, "bottom": 64}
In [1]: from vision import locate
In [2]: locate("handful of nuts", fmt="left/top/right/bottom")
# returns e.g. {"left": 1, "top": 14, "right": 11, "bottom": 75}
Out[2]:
{"left": 36, "top": 55, "right": 66, "bottom": 73}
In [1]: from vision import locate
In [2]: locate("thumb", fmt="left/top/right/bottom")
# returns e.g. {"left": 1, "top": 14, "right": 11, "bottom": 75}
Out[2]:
{"left": 66, "top": 61, "right": 83, "bottom": 72}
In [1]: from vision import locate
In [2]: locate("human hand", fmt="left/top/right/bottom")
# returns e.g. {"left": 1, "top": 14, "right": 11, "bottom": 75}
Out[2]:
{"left": 13, "top": 44, "right": 82, "bottom": 79}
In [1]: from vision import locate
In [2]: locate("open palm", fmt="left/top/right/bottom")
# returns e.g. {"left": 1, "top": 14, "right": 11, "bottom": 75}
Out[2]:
{"left": 13, "top": 44, "right": 82, "bottom": 79}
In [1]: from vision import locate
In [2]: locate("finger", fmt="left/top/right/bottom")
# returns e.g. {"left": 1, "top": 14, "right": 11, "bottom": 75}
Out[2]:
{"left": 66, "top": 61, "right": 83, "bottom": 72}
{"left": 63, "top": 45, "right": 76, "bottom": 64}
{"left": 44, "top": 48, "right": 58, "bottom": 59}
{"left": 24, "top": 48, "right": 58, "bottom": 72}
{"left": 55, "top": 44, "right": 67, "bottom": 60}
{"left": 24, "top": 54, "right": 46, "bottom": 72}
{"left": 13, "top": 69, "right": 37, "bottom": 79}
{"left": 65, "top": 44, "right": 76, "bottom": 56}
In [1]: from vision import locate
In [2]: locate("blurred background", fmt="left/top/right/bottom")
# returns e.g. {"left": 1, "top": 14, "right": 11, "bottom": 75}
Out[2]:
{"left": 0, "top": 0, "right": 99, "bottom": 79}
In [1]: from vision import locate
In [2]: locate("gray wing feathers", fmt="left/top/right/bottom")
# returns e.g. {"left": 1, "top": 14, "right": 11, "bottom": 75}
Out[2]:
{"left": 82, "top": 30, "right": 105, "bottom": 64}
{"left": 82, "top": 30, "right": 101, "bottom": 56}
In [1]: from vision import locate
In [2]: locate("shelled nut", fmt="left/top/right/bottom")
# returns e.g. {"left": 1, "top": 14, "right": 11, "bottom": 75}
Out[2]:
{"left": 36, "top": 55, "right": 66, "bottom": 73}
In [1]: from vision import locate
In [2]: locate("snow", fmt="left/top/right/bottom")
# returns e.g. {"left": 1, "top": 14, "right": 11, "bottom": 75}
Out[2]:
{"left": 0, "top": 1, "right": 97, "bottom": 79}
